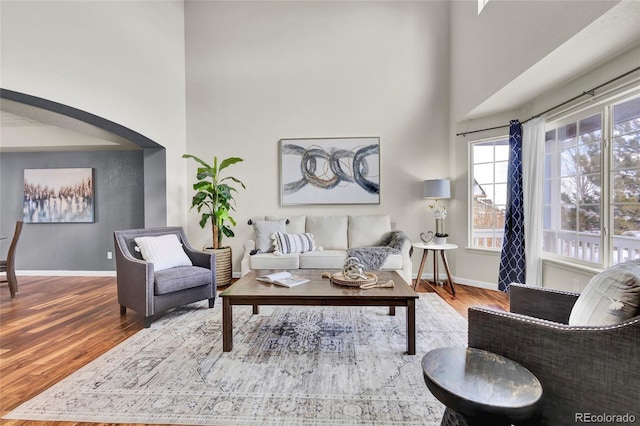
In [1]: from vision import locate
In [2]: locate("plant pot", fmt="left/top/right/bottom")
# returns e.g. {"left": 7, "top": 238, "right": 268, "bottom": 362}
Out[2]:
{"left": 434, "top": 237, "right": 447, "bottom": 245}
{"left": 203, "top": 246, "right": 232, "bottom": 287}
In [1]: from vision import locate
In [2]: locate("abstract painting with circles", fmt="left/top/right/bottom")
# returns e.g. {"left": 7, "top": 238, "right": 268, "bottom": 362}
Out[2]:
{"left": 280, "top": 137, "right": 380, "bottom": 205}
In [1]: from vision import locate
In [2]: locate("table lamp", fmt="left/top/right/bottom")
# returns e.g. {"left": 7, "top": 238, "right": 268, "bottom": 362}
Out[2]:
{"left": 423, "top": 179, "right": 451, "bottom": 238}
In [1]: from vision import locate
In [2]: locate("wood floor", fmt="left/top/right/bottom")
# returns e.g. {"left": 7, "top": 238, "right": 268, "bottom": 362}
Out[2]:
{"left": 0, "top": 275, "right": 508, "bottom": 426}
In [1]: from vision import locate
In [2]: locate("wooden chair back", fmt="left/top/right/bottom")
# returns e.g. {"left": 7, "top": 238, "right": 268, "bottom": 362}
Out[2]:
{"left": 2, "top": 220, "right": 24, "bottom": 298}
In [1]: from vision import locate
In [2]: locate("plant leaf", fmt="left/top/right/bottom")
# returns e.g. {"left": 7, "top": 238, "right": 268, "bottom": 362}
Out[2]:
{"left": 219, "top": 157, "right": 243, "bottom": 171}
{"left": 182, "top": 154, "right": 211, "bottom": 169}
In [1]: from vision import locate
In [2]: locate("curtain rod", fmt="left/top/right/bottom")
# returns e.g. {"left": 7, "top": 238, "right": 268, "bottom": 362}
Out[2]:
{"left": 456, "top": 65, "right": 640, "bottom": 137}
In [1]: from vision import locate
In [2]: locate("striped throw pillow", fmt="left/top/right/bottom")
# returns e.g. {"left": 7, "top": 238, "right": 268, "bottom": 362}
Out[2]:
{"left": 273, "top": 232, "right": 316, "bottom": 255}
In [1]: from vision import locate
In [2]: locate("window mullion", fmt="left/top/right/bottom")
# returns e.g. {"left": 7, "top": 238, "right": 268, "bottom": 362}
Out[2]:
{"left": 602, "top": 108, "right": 612, "bottom": 268}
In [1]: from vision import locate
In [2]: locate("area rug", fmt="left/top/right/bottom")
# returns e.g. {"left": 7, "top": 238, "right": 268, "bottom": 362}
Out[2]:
{"left": 4, "top": 294, "right": 467, "bottom": 425}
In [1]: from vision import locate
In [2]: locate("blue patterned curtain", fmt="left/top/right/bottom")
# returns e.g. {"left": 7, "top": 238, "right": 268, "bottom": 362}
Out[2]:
{"left": 498, "top": 120, "right": 525, "bottom": 292}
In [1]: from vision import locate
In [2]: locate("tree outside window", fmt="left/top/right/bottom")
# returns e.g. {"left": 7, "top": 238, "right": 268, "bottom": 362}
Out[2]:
{"left": 544, "top": 95, "right": 640, "bottom": 265}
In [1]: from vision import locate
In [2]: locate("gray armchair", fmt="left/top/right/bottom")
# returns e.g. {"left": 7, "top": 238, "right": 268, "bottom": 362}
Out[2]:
{"left": 114, "top": 227, "right": 216, "bottom": 327}
{"left": 468, "top": 284, "right": 639, "bottom": 426}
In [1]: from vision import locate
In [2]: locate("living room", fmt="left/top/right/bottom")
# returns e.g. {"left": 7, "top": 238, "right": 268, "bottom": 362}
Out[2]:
{"left": 1, "top": 1, "right": 639, "bottom": 425}
{"left": 1, "top": 0, "right": 639, "bottom": 290}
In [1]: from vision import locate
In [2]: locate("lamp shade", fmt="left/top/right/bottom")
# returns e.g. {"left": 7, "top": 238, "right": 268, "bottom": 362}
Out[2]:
{"left": 423, "top": 179, "right": 451, "bottom": 199}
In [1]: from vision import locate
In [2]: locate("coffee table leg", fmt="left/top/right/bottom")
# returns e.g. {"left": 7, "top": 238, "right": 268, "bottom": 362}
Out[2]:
{"left": 407, "top": 299, "right": 416, "bottom": 355}
{"left": 253, "top": 304, "right": 259, "bottom": 314}
{"left": 388, "top": 305, "right": 396, "bottom": 316}
{"left": 222, "top": 297, "right": 232, "bottom": 352}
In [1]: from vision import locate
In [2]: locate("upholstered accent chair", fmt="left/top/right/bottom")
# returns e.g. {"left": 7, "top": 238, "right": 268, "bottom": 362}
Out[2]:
{"left": 114, "top": 227, "right": 216, "bottom": 327}
{"left": 468, "top": 277, "right": 640, "bottom": 425}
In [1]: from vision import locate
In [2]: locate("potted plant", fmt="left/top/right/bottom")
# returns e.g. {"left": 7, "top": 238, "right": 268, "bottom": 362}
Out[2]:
{"left": 183, "top": 153, "right": 245, "bottom": 285}
{"left": 430, "top": 202, "right": 449, "bottom": 245}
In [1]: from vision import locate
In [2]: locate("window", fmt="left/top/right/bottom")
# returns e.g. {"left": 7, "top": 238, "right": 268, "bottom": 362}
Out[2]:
{"left": 469, "top": 137, "right": 509, "bottom": 249}
{"left": 544, "top": 94, "right": 640, "bottom": 266}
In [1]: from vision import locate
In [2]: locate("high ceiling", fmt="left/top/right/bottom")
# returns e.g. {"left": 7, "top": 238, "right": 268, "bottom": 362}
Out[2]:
{"left": 465, "top": 1, "right": 640, "bottom": 120}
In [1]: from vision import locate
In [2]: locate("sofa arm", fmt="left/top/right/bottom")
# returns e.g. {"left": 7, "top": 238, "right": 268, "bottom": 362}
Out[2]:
{"left": 509, "top": 283, "right": 579, "bottom": 324}
{"left": 399, "top": 236, "right": 413, "bottom": 285}
{"left": 468, "top": 307, "right": 640, "bottom": 424}
{"left": 241, "top": 240, "right": 256, "bottom": 277}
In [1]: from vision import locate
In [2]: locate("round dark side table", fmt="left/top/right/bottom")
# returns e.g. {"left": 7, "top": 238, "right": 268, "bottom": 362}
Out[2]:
{"left": 422, "top": 347, "right": 543, "bottom": 426}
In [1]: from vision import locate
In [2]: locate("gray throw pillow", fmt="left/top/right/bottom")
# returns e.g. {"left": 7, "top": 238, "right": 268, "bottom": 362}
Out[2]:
{"left": 568, "top": 259, "right": 640, "bottom": 326}
{"left": 252, "top": 219, "right": 287, "bottom": 253}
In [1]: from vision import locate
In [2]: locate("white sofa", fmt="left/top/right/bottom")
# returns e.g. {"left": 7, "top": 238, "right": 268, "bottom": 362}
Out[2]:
{"left": 241, "top": 214, "right": 412, "bottom": 284}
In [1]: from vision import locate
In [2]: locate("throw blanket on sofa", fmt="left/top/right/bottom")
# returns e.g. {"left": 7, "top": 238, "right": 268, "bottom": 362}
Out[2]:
{"left": 347, "top": 230, "right": 412, "bottom": 270}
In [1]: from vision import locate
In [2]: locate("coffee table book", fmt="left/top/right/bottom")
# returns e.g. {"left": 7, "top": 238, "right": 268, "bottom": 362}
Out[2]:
{"left": 256, "top": 271, "right": 310, "bottom": 287}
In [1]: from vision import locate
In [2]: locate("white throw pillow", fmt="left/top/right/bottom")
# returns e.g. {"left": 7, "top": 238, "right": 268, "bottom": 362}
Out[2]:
{"left": 134, "top": 234, "right": 192, "bottom": 271}
{"left": 273, "top": 232, "right": 316, "bottom": 255}
{"left": 252, "top": 219, "right": 287, "bottom": 253}
{"left": 266, "top": 215, "right": 307, "bottom": 234}
{"left": 568, "top": 259, "right": 640, "bottom": 326}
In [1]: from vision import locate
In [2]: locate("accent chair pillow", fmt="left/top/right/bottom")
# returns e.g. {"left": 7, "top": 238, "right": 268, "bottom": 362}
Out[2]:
{"left": 273, "top": 232, "right": 316, "bottom": 255}
{"left": 252, "top": 219, "right": 287, "bottom": 253}
{"left": 134, "top": 234, "right": 192, "bottom": 272}
{"left": 568, "top": 259, "right": 640, "bottom": 326}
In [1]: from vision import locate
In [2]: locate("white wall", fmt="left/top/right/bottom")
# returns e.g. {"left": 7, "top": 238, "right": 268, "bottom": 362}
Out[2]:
{"left": 0, "top": 0, "right": 188, "bottom": 225}
{"left": 184, "top": 1, "right": 452, "bottom": 273}
{"left": 450, "top": 0, "right": 618, "bottom": 121}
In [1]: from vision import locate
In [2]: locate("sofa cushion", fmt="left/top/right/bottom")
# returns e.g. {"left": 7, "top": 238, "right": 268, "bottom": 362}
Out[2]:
{"left": 273, "top": 232, "right": 316, "bottom": 255}
{"left": 252, "top": 219, "right": 287, "bottom": 253}
{"left": 306, "top": 215, "right": 348, "bottom": 250}
{"left": 154, "top": 265, "right": 211, "bottom": 295}
{"left": 568, "top": 259, "right": 640, "bottom": 326}
{"left": 249, "top": 253, "right": 300, "bottom": 270}
{"left": 134, "top": 234, "right": 192, "bottom": 272}
{"left": 266, "top": 215, "right": 306, "bottom": 234}
{"left": 348, "top": 215, "right": 391, "bottom": 248}
{"left": 299, "top": 250, "right": 347, "bottom": 269}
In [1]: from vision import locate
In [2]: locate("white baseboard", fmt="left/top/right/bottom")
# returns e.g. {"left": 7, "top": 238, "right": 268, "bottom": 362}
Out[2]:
{"left": 414, "top": 272, "right": 499, "bottom": 291}
{"left": 454, "top": 276, "right": 499, "bottom": 291}
{"left": 16, "top": 270, "right": 500, "bottom": 291}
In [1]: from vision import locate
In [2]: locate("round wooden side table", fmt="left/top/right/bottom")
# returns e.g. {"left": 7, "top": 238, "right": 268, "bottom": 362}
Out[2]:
{"left": 422, "top": 347, "right": 543, "bottom": 426}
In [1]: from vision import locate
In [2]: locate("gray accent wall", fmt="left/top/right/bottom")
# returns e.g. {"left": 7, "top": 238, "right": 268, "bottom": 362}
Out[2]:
{"left": 0, "top": 150, "right": 146, "bottom": 271}
{"left": 143, "top": 148, "right": 167, "bottom": 228}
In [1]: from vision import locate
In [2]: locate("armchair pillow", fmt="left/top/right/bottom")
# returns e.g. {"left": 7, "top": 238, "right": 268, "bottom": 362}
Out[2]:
{"left": 252, "top": 219, "right": 287, "bottom": 253}
{"left": 134, "top": 234, "right": 192, "bottom": 271}
{"left": 568, "top": 259, "right": 640, "bottom": 326}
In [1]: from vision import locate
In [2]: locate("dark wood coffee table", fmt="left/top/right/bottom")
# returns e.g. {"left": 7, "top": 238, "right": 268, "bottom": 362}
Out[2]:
{"left": 220, "top": 269, "right": 419, "bottom": 354}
